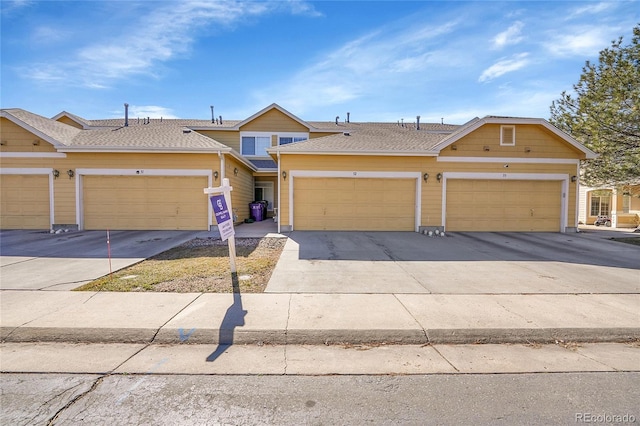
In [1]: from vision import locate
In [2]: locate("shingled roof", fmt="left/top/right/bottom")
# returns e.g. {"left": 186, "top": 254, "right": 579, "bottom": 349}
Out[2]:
{"left": 268, "top": 121, "right": 460, "bottom": 155}
{"left": 1, "top": 108, "right": 231, "bottom": 152}
{"left": 2, "top": 108, "right": 82, "bottom": 147}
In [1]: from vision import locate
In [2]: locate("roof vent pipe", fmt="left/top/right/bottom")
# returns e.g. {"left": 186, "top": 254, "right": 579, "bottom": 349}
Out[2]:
{"left": 124, "top": 103, "right": 129, "bottom": 127}
{"left": 335, "top": 116, "right": 340, "bottom": 125}
{"left": 210, "top": 105, "right": 214, "bottom": 123}
{"left": 416, "top": 115, "right": 420, "bottom": 130}
{"left": 347, "top": 112, "right": 350, "bottom": 123}
{"left": 219, "top": 115, "right": 222, "bottom": 125}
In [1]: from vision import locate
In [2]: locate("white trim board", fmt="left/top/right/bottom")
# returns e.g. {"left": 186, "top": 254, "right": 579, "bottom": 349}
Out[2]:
{"left": 75, "top": 168, "right": 213, "bottom": 230}
{"left": 0, "top": 167, "right": 55, "bottom": 229}
{"left": 288, "top": 170, "right": 422, "bottom": 232}
{"left": 437, "top": 156, "right": 579, "bottom": 164}
{"left": 0, "top": 152, "right": 67, "bottom": 158}
{"left": 441, "top": 172, "right": 570, "bottom": 233}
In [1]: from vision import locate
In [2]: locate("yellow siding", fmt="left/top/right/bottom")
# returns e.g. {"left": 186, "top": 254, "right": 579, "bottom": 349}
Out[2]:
{"left": 83, "top": 175, "right": 208, "bottom": 230}
{"left": 240, "top": 109, "right": 308, "bottom": 132}
{"left": 55, "top": 116, "right": 84, "bottom": 129}
{"left": 279, "top": 155, "right": 434, "bottom": 229}
{"left": 279, "top": 154, "right": 579, "bottom": 231}
{"left": 197, "top": 130, "right": 240, "bottom": 152}
{"left": 294, "top": 178, "right": 415, "bottom": 231}
{"left": 440, "top": 124, "right": 586, "bottom": 159}
{"left": 1, "top": 174, "right": 50, "bottom": 229}
{"left": 0, "top": 118, "right": 57, "bottom": 153}
{"left": 1, "top": 152, "right": 221, "bottom": 229}
{"left": 225, "top": 156, "right": 254, "bottom": 223}
{"left": 446, "top": 180, "right": 562, "bottom": 232}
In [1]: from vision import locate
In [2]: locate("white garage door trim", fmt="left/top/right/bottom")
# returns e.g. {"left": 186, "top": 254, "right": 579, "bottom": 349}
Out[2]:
{"left": 1, "top": 167, "right": 55, "bottom": 228}
{"left": 75, "top": 168, "right": 213, "bottom": 230}
{"left": 288, "top": 170, "right": 422, "bottom": 232}
{"left": 441, "top": 172, "right": 569, "bottom": 233}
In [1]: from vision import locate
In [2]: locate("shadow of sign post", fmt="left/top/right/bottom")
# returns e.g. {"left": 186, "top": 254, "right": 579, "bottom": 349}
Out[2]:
{"left": 207, "top": 272, "right": 247, "bottom": 362}
{"left": 204, "top": 178, "right": 246, "bottom": 362}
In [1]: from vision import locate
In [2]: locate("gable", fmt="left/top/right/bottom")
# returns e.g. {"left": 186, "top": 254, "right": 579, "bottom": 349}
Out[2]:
{"left": 56, "top": 115, "right": 84, "bottom": 129}
{"left": 439, "top": 123, "right": 588, "bottom": 159}
{"left": 240, "top": 108, "right": 309, "bottom": 133}
{"left": 0, "top": 117, "right": 57, "bottom": 153}
{"left": 196, "top": 129, "right": 241, "bottom": 152}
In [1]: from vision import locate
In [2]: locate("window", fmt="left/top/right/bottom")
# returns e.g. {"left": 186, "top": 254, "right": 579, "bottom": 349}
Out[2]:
{"left": 622, "top": 194, "right": 630, "bottom": 214}
{"left": 241, "top": 136, "right": 271, "bottom": 156}
{"left": 500, "top": 125, "right": 515, "bottom": 146}
{"left": 279, "top": 136, "right": 307, "bottom": 145}
{"left": 590, "top": 193, "right": 611, "bottom": 216}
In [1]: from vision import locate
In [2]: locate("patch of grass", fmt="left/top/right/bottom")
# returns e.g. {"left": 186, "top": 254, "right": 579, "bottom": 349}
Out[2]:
{"left": 609, "top": 237, "right": 640, "bottom": 246}
{"left": 74, "top": 237, "right": 286, "bottom": 293}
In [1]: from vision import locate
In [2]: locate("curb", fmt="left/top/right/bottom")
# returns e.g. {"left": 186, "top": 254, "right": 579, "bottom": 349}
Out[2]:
{"left": 3, "top": 326, "right": 639, "bottom": 345}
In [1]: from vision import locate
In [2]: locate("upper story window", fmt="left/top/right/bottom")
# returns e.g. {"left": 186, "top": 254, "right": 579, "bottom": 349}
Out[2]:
{"left": 241, "top": 135, "right": 271, "bottom": 156}
{"left": 500, "top": 125, "right": 515, "bottom": 146}
{"left": 240, "top": 132, "right": 309, "bottom": 156}
{"left": 279, "top": 136, "right": 308, "bottom": 145}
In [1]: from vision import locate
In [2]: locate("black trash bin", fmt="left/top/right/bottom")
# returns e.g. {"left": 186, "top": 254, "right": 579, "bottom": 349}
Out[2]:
{"left": 249, "top": 202, "right": 265, "bottom": 222}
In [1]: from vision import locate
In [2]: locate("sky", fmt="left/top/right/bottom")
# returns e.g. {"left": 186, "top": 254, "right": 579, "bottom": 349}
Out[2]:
{"left": 1, "top": 1, "right": 638, "bottom": 124}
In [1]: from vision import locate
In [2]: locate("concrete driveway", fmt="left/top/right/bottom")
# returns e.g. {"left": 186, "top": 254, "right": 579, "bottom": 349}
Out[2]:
{"left": 266, "top": 230, "right": 640, "bottom": 294}
{"left": 0, "top": 230, "right": 200, "bottom": 290}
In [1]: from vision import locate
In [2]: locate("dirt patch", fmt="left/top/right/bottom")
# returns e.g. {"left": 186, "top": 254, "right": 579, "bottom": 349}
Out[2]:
{"left": 74, "top": 237, "right": 286, "bottom": 293}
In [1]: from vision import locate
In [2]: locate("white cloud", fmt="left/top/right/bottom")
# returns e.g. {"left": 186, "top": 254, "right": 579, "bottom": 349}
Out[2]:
{"left": 127, "top": 105, "right": 178, "bottom": 119}
{"left": 570, "top": 2, "right": 614, "bottom": 16}
{"left": 478, "top": 53, "right": 530, "bottom": 83}
{"left": 21, "top": 1, "right": 319, "bottom": 88}
{"left": 492, "top": 21, "right": 524, "bottom": 49}
{"left": 544, "top": 27, "right": 612, "bottom": 57}
{"left": 1, "top": 0, "right": 33, "bottom": 15}
{"left": 30, "top": 26, "right": 70, "bottom": 44}
{"left": 252, "top": 20, "right": 461, "bottom": 114}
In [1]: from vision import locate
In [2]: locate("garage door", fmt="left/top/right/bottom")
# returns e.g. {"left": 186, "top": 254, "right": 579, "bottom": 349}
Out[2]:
{"left": 446, "top": 179, "right": 561, "bottom": 232}
{"left": 293, "top": 178, "right": 415, "bottom": 231}
{"left": 1, "top": 174, "right": 50, "bottom": 229}
{"left": 83, "top": 175, "right": 208, "bottom": 230}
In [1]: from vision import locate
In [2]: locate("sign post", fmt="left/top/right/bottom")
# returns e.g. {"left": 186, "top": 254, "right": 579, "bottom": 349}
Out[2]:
{"left": 204, "top": 178, "right": 237, "bottom": 273}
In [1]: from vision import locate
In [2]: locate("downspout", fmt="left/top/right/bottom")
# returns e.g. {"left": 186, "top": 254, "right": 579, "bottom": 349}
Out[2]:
{"left": 219, "top": 151, "right": 226, "bottom": 181}
{"left": 277, "top": 151, "right": 281, "bottom": 234}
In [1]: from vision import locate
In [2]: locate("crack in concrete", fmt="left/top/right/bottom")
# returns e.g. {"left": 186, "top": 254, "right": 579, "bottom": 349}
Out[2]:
{"left": 431, "top": 345, "right": 460, "bottom": 372}
{"left": 149, "top": 292, "right": 204, "bottom": 343}
{"left": 46, "top": 375, "right": 106, "bottom": 425}
{"left": 393, "top": 294, "right": 429, "bottom": 344}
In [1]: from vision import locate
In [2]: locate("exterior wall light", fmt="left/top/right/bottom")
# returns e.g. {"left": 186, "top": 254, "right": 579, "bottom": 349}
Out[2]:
{"left": 67, "top": 169, "right": 75, "bottom": 178}
{"left": 234, "top": 167, "right": 239, "bottom": 176}
{"left": 282, "top": 171, "right": 287, "bottom": 180}
{"left": 214, "top": 171, "right": 219, "bottom": 180}
{"left": 423, "top": 173, "right": 429, "bottom": 182}
{"left": 571, "top": 175, "right": 578, "bottom": 182}
{"left": 436, "top": 173, "right": 443, "bottom": 182}
{"left": 52, "top": 169, "right": 60, "bottom": 179}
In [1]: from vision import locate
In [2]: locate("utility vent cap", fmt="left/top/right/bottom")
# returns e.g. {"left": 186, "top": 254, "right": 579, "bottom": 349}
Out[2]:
{"left": 182, "top": 128, "right": 192, "bottom": 134}
{"left": 343, "top": 131, "right": 350, "bottom": 136}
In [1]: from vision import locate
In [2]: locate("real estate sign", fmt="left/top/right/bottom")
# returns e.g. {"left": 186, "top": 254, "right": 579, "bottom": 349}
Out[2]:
{"left": 210, "top": 194, "right": 235, "bottom": 241}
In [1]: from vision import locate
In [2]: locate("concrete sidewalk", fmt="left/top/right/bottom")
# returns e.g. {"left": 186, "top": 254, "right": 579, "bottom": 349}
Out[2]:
{"left": 1, "top": 290, "right": 638, "bottom": 345}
